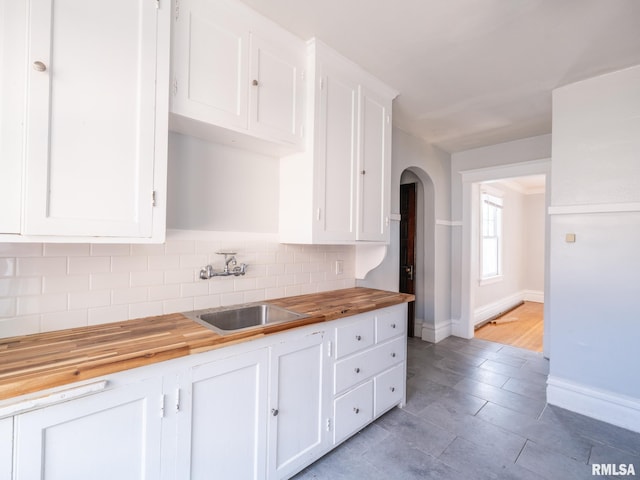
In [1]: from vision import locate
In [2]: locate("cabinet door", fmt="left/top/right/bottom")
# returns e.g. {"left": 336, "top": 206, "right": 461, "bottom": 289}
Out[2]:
{"left": 356, "top": 85, "right": 391, "bottom": 242}
{"left": 171, "top": 0, "right": 249, "bottom": 129}
{"left": 0, "top": 417, "right": 12, "bottom": 480}
{"left": 248, "top": 32, "right": 304, "bottom": 147}
{"left": 313, "top": 64, "right": 359, "bottom": 243}
{"left": 268, "top": 332, "right": 328, "bottom": 479}
{"left": 0, "top": 0, "right": 26, "bottom": 234}
{"left": 14, "top": 378, "right": 163, "bottom": 480}
{"left": 177, "top": 349, "right": 269, "bottom": 480}
{"left": 23, "top": 0, "right": 163, "bottom": 237}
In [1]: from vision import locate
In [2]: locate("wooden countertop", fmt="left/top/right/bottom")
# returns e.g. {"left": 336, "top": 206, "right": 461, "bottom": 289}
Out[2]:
{"left": 0, "top": 288, "right": 413, "bottom": 401}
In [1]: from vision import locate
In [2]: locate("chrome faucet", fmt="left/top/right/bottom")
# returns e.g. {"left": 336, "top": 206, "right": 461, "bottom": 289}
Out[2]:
{"left": 200, "top": 252, "right": 248, "bottom": 279}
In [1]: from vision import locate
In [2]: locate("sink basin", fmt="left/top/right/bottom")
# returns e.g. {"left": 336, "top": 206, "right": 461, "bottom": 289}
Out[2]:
{"left": 184, "top": 304, "right": 308, "bottom": 335}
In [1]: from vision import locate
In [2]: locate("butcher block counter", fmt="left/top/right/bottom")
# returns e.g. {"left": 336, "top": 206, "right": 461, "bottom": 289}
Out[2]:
{"left": 0, "top": 287, "right": 413, "bottom": 401}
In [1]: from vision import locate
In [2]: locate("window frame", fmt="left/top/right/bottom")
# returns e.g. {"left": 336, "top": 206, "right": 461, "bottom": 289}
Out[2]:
{"left": 479, "top": 188, "right": 503, "bottom": 283}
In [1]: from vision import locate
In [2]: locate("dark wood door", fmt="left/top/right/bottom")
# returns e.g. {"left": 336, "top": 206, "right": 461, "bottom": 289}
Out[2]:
{"left": 399, "top": 183, "right": 416, "bottom": 337}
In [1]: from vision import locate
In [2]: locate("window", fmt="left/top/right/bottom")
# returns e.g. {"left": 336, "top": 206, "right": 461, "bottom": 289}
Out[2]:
{"left": 480, "top": 192, "right": 503, "bottom": 279}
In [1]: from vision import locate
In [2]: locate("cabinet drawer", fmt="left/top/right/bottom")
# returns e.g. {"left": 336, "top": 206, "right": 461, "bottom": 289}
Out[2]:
{"left": 334, "top": 314, "right": 374, "bottom": 359}
{"left": 375, "top": 307, "right": 405, "bottom": 343}
{"left": 374, "top": 363, "right": 404, "bottom": 417}
{"left": 334, "top": 336, "right": 405, "bottom": 395}
{"left": 333, "top": 380, "right": 373, "bottom": 445}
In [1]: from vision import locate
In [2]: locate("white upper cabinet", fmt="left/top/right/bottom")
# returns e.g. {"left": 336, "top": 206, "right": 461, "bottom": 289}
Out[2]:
{"left": 170, "top": 0, "right": 305, "bottom": 153}
{"left": 280, "top": 39, "right": 397, "bottom": 245}
{"left": 0, "top": 0, "right": 170, "bottom": 242}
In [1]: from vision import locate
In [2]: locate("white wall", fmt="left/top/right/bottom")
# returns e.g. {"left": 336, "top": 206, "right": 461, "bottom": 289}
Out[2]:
{"left": 167, "top": 133, "right": 280, "bottom": 232}
{"left": 547, "top": 64, "right": 640, "bottom": 432}
{"left": 359, "top": 127, "right": 451, "bottom": 342}
{"left": 523, "top": 193, "right": 545, "bottom": 293}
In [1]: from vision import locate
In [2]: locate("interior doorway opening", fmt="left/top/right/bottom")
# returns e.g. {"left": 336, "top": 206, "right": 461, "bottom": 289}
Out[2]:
{"left": 399, "top": 168, "right": 435, "bottom": 339}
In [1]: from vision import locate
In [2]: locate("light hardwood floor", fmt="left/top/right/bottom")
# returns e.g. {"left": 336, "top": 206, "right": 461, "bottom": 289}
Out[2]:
{"left": 474, "top": 301, "right": 543, "bottom": 352}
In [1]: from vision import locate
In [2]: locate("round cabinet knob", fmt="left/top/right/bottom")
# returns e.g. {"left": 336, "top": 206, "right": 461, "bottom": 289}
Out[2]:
{"left": 353, "top": 407, "right": 360, "bottom": 414}
{"left": 33, "top": 61, "right": 47, "bottom": 72}
{"left": 361, "top": 170, "right": 366, "bottom": 175}
{"left": 355, "top": 335, "right": 362, "bottom": 341}
{"left": 354, "top": 367, "right": 361, "bottom": 374}
{"left": 271, "top": 408, "right": 279, "bottom": 417}
{"left": 252, "top": 79, "right": 259, "bottom": 86}
{"left": 390, "top": 387, "right": 396, "bottom": 393}
{"left": 391, "top": 323, "right": 396, "bottom": 329}
{"left": 391, "top": 352, "right": 396, "bottom": 358}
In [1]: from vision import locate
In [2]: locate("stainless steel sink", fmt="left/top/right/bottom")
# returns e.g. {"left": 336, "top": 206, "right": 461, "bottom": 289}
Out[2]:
{"left": 183, "top": 303, "right": 308, "bottom": 335}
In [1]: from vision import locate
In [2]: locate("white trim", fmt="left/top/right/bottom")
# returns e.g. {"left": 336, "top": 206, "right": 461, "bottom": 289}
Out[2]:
{"left": 473, "top": 291, "right": 524, "bottom": 325}
{"left": 478, "top": 275, "right": 503, "bottom": 286}
{"left": 389, "top": 213, "right": 402, "bottom": 222}
{"left": 547, "top": 376, "right": 640, "bottom": 434}
{"left": 166, "top": 229, "right": 279, "bottom": 242}
{"left": 421, "top": 319, "right": 452, "bottom": 343}
{"left": 548, "top": 203, "right": 640, "bottom": 215}
{"left": 460, "top": 158, "right": 551, "bottom": 183}
{"left": 524, "top": 290, "right": 544, "bottom": 303}
{"left": 436, "top": 220, "right": 462, "bottom": 227}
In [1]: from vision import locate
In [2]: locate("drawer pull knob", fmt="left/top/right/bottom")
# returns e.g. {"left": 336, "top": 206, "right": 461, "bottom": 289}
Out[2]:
{"left": 252, "top": 79, "right": 259, "bottom": 86}
{"left": 354, "top": 367, "right": 360, "bottom": 374}
{"left": 391, "top": 323, "right": 396, "bottom": 329}
{"left": 390, "top": 387, "right": 395, "bottom": 393}
{"left": 271, "top": 408, "right": 279, "bottom": 417}
{"left": 353, "top": 407, "right": 360, "bottom": 414}
{"left": 33, "top": 61, "right": 47, "bottom": 72}
{"left": 355, "top": 335, "right": 362, "bottom": 341}
{"left": 391, "top": 352, "right": 396, "bottom": 358}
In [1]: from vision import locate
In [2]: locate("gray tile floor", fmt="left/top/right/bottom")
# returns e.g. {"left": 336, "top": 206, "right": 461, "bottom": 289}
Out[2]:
{"left": 294, "top": 336, "right": 640, "bottom": 479}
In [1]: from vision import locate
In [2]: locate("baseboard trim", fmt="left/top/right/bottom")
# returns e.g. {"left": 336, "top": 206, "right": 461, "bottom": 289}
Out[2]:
{"left": 547, "top": 376, "right": 640, "bottom": 434}
{"left": 473, "top": 292, "right": 524, "bottom": 326}
{"left": 524, "top": 290, "right": 544, "bottom": 303}
{"left": 421, "top": 320, "right": 452, "bottom": 343}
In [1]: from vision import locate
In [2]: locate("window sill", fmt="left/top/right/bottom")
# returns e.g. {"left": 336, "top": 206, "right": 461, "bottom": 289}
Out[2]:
{"left": 479, "top": 275, "right": 503, "bottom": 286}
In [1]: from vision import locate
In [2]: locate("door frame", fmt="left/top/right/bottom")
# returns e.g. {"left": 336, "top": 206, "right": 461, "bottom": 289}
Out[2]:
{"left": 399, "top": 182, "right": 417, "bottom": 336}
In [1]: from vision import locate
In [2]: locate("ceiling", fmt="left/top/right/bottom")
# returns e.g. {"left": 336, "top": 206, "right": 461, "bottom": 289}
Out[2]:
{"left": 238, "top": 0, "right": 640, "bottom": 153}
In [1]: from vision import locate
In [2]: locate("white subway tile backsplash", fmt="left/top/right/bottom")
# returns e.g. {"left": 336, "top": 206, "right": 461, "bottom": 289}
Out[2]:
{"left": 68, "top": 291, "right": 111, "bottom": 310}
{"left": 0, "top": 258, "right": 15, "bottom": 277}
{"left": 88, "top": 305, "right": 128, "bottom": 325}
{"left": 0, "top": 277, "right": 42, "bottom": 296}
{"left": 44, "top": 244, "right": 91, "bottom": 257}
{"left": 0, "top": 235, "right": 356, "bottom": 338}
{"left": 41, "top": 310, "right": 88, "bottom": 332}
{"left": 17, "top": 294, "right": 67, "bottom": 315}
{"left": 129, "top": 301, "right": 163, "bottom": 320}
{"left": 111, "top": 256, "right": 148, "bottom": 272}
{"left": 68, "top": 256, "right": 110, "bottom": 275}
{"left": 164, "top": 269, "right": 195, "bottom": 285}
{"left": 43, "top": 275, "right": 89, "bottom": 294}
{"left": 180, "top": 282, "right": 209, "bottom": 298}
{"left": 149, "top": 284, "right": 180, "bottom": 301}
{"left": 0, "top": 244, "right": 42, "bottom": 257}
{"left": 90, "top": 244, "right": 131, "bottom": 256}
{"left": 130, "top": 270, "right": 164, "bottom": 287}
{"left": 17, "top": 257, "right": 67, "bottom": 276}
{"left": 90, "top": 273, "right": 130, "bottom": 290}
{"left": 163, "top": 297, "right": 193, "bottom": 315}
{"left": 0, "top": 298, "right": 16, "bottom": 317}
{"left": 111, "top": 287, "right": 148, "bottom": 305}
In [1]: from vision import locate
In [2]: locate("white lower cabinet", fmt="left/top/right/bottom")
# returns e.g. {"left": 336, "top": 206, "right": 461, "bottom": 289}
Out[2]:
{"left": 13, "top": 377, "right": 163, "bottom": 480}
{"left": 3, "top": 304, "right": 407, "bottom": 480}
{"left": 0, "top": 417, "right": 12, "bottom": 480}
{"left": 268, "top": 332, "right": 329, "bottom": 479}
{"left": 176, "top": 348, "right": 269, "bottom": 480}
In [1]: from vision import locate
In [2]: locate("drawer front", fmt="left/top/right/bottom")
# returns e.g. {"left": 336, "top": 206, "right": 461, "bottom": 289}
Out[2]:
{"left": 335, "top": 314, "right": 375, "bottom": 359}
{"left": 334, "top": 336, "right": 405, "bottom": 395}
{"left": 333, "top": 380, "right": 373, "bottom": 445}
{"left": 374, "top": 363, "right": 404, "bottom": 417}
{"left": 375, "top": 306, "right": 406, "bottom": 343}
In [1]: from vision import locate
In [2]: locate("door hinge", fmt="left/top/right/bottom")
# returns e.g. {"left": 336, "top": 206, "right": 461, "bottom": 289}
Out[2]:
{"left": 326, "top": 418, "right": 331, "bottom": 431}
{"left": 175, "top": 388, "right": 181, "bottom": 412}
{"left": 319, "top": 77, "right": 324, "bottom": 90}
{"left": 326, "top": 340, "right": 332, "bottom": 357}
{"left": 172, "top": 78, "right": 178, "bottom": 96}
{"left": 316, "top": 208, "right": 321, "bottom": 221}
{"left": 152, "top": 190, "right": 157, "bottom": 207}
{"left": 160, "top": 394, "right": 166, "bottom": 418}
{"left": 174, "top": 0, "right": 180, "bottom": 20}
